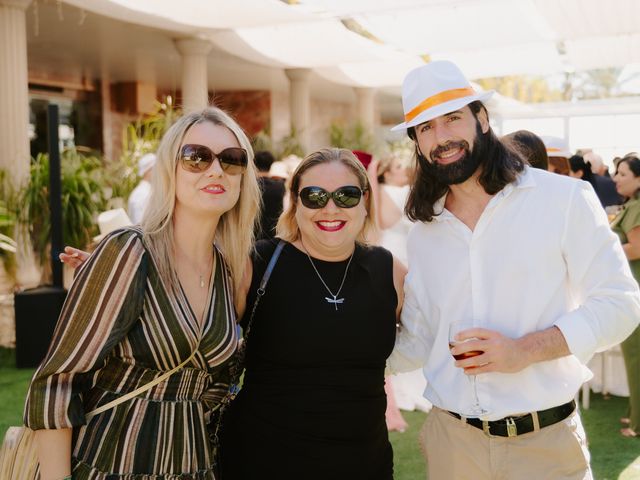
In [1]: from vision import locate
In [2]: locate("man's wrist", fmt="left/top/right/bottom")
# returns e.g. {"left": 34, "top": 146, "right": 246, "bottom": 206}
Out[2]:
{"left": 518, "top": 326, "right": 570, "bottom": 367}
{"left": 514, "top": 335, "right": 535, "bottom": 370}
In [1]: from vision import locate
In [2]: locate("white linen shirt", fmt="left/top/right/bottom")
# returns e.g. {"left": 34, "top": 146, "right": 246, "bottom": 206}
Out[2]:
{"left": 389, "top": 167, "right": 640, "bottom": 420}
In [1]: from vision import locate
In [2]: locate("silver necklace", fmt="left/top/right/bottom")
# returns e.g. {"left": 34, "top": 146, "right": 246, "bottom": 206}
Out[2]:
{"left": 175, "top": 245, "right": 213, "bottom": 289}
{"left": 302, "top": 242, "right": 355, "bottom": 311}
{"left": 198, "top": 253, "right": 214, "bottom": 288}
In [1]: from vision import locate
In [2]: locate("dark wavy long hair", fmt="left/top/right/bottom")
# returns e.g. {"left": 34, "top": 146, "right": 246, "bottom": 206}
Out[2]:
{"left": 405, "top": 101, "right": 525, "bottom": 222}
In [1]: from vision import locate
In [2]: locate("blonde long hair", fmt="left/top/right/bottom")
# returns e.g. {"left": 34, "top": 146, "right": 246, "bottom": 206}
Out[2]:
{"left": 140, "top": 107, "right": 261, "bottom": 297}
{"left": 276, "top": 148, "right": 376, "bottom": 243}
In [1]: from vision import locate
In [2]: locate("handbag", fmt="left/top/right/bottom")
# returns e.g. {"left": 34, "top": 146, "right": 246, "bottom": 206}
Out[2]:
{"left": 0, "top": 426, "right": 38, "bottom": 480}
{"left": 209, "top": 240, "right": 286, "bottom": 469}
{"left": 0, "top": 349, "right": 198, "bottom": 480}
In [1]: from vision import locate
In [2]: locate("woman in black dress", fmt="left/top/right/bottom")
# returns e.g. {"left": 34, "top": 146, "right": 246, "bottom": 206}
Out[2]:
{"left": 221, "top": 148, "right": 406, "bottom": 479}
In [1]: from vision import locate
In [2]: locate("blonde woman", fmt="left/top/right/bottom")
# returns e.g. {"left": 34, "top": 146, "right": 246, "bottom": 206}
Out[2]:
{"left": 24, "top": 107, "right": 260, "bottom": 480}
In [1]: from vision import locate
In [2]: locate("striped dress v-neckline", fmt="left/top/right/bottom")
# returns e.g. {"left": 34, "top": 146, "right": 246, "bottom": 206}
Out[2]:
{"left": 173, "top": 247, "right": 218, "bottom": 340}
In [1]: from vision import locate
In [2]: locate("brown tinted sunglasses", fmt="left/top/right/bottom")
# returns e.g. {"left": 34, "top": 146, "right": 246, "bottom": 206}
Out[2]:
{"left": 178, "top": 144, "right": 248, "bottom": 175}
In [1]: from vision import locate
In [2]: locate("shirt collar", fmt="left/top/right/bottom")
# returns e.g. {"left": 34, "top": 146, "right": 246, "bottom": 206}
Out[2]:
{"left": 430, "top": 166, "right": 536, "bottom": 223}
{"left": 624, "top": 193, "right": 640, "bottom": 208}
{"left": 513, "top": 165, "right": 537, "bottom": 189}
{"left": 498, "top": 166, "right": 537, "bottom": 199}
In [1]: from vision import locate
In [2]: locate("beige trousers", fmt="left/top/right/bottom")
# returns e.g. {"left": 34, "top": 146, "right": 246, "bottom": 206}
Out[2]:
{"left": 421, "top": 407, "right": 593, "bottom": 480}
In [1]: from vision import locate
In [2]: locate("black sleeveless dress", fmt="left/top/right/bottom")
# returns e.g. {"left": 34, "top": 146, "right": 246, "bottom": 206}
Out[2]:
{"left": 220, "top": 239, "right": 397, "bottom": 480}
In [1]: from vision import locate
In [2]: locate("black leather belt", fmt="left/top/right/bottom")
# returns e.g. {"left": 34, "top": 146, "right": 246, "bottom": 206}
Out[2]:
{"left": 447, "top": 400, "right": 576, "bottom": 438}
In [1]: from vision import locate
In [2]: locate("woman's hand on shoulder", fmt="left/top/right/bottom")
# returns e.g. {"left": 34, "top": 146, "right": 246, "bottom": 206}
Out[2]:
{"left": 235, "top": 257, "right": 253, "bottom": 320}
{"left": 392, "top": 255, "right": 407, "bottom": 319}
{"left": 59, "top": 246, "right": 90, "bottom": 269}
{"left": 367, "top": 159, "right": 380, "bottom": 186}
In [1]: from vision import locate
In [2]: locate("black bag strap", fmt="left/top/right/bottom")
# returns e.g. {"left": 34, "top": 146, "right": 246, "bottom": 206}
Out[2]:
{"left": 210, "top": 240, "right": 286, "bottom": 449}
{"left": 242, "top": 239, "right": 286, "bottom": 343}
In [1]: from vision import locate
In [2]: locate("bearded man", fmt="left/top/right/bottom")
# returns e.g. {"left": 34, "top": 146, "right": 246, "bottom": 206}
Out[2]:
{"left": 388, "top": 61, "right": 640, "bottom": 480}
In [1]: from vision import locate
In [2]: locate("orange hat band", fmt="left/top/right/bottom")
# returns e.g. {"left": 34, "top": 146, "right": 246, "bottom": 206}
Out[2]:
{"left": 547, "top": 147, "right": 562, "bottom": 152}
{"left": 405, "top": 87, "right": 476, "bottom": 123}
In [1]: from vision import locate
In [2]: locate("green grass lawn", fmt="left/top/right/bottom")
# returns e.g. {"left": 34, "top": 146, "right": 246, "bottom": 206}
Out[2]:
{"left": 581, "top": 393, "right": 640, "bottom": 480}
{"left": 389, "top": 410, "right": 428, "bottom": 479}
{"left": 1, "top": 347, "right": 638, "bottom": 479}
{"left": 0, "top": 348, "right": 34, "bottom": 439}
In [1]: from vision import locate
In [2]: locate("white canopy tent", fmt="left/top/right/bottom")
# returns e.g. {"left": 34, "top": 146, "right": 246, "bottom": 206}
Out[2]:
{"left": 54, "top": 0, "right": 640, "bottom": 157}
{"left": 65, "top": 0, "right": 640, "bottom": 86}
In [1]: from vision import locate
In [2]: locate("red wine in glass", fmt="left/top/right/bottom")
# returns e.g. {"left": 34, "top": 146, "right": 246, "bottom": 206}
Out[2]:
{"left": 449, "top": 344, "right": 484, "bottom": 361}
{"left": 448, "top": 322, "right": 490, "bottom": 416}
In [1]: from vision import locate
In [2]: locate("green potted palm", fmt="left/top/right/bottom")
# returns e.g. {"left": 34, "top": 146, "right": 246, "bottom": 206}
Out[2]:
{"left": 18, "top": 150, "right": 109, "bottom": 280}
{"left": 13, "top": 149, "right": 111, "bottom": 366}
{"left": 276, "top": 126, "right": 306, "bottom": 159}
{"left": 107, "top": 98, "right": 180, "bottom": 205}
{"left": 0, "top": 194, "right": 17, "bottom": 349}
{"left": 18, "top": 98, "right": 180, "bottom": 275}
{"left": 0, "top": 171, "right": 18, "bottom": 289}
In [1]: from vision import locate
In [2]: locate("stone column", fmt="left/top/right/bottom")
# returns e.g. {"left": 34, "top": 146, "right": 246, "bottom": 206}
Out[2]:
{"left": 354, "top": 87, "right": 375, "bottom": 131}
{"left": 99, "top": 54, "right": 113, "bottom": 162}
{"left": 175, "top": 38, "right": 212, "bottom": 113}
{"left": 285, "top": 68, "right": 311, "bottom": 153}
{"left": 0, "top": 0, "right": 33, "bottom": 187}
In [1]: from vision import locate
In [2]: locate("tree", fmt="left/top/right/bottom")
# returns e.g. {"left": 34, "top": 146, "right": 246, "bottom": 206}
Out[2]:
{"left": 476, "top": 75, "right": 563, "bottom": 103}
{"left": 570, "top": 68, "right": 624, "bottom": 100}
{"left": 476, "top": 67, "right": 636, "bottom": 103}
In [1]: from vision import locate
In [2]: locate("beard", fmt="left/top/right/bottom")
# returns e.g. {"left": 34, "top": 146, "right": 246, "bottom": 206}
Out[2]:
{"left": 423, "top": 122, "right": 487, "bottom": 185}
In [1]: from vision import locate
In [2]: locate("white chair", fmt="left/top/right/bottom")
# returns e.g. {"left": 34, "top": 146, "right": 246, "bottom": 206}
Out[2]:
{"left": 580, "top": 345, "right": 628, "bottom": 410}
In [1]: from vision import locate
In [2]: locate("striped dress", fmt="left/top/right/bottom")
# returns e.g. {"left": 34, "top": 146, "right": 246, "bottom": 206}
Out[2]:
{"left": 24, "top": 228, "right": 237, "bottom": 479}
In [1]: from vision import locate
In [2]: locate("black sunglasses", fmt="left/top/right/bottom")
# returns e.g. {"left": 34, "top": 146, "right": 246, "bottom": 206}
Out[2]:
{"left": 298, "top": 185, "right": 365, "bottom": 209}
{"left": 179, "top": 144, "right": 248, "bottom": 175}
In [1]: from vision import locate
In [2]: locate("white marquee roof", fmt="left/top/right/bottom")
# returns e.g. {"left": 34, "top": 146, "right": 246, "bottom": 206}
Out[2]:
{"left": 64, "top": 0, "right": 640, "bottom": 88}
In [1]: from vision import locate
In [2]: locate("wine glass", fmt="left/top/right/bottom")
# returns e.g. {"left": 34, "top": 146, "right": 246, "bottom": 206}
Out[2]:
{"left": 448, "top": 321, "right": 490, "bottom": 417}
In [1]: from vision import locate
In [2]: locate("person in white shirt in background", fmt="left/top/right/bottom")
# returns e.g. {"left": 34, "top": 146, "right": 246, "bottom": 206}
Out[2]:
{"left": 127, "top": 152, "right": 156, "bottom": 224}
{"left": 388, "top": 60, "right": 640, "bottom": 480}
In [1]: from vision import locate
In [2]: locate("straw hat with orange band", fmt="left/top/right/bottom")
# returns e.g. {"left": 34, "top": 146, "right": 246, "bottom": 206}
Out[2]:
{"left": 391, "top": 60, "right": 494, "bottom": 132}
{"left": 540, "top": 136, "right": 572, "bottom": 158}
{"left": 540, "top": 135, "right": 572, "bottom": 175}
